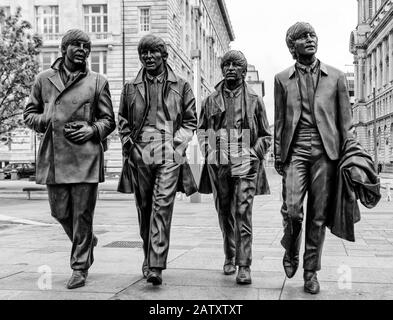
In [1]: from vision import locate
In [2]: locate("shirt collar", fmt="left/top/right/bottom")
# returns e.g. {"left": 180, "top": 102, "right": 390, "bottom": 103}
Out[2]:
{"left": 296, "top": 59, "right": 319, "bottom": 74}
{"left": 61, "top": 60, "right": 86, "bottom": 77}
{"left": 146, "top": 69, "right": 166, "bottom": 83}
{"left": 223, "top": 83, "right": 243, "bottom": 98}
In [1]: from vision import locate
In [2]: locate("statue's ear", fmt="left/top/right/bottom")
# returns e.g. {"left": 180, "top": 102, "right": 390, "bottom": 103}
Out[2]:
{"left": 242, "top": 69, "right": 247, "bottom": 79}
{"left": 289, "top": 47, "right": 297, "bottom": 59}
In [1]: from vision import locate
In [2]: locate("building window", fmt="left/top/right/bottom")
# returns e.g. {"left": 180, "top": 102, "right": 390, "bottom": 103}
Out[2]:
{"left": 139, "top": 7, "right": 150, "bottom": 33}
{"left": 35, "top": 6, "right": 59, "bottom": 40}
{"left": 40, "top": 52, "right": 58, "bottom": 71}
{"left": 84, "top": 5, "right": 108, "bottom": 35}
{"left": 89, "top": 51, "right": 107, "bottom": 75}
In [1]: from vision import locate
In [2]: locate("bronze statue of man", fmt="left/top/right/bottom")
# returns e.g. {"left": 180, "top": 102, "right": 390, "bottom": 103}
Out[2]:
{"left": 24, "top": 29, "right": 116, "bottom": 289}
{"left": 274, "top": 22, "right": 353, "bottom": 294}
{"left": 198, "top": 50, "right": 271, "bottom": 284}
{"left": 117, "top": 34, "right": 197, "bottom": 285}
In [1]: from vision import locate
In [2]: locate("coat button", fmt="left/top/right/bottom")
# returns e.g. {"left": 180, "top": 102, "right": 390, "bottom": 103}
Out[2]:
{"left": 55, "top": 100, "right": 60, "bottom": 105}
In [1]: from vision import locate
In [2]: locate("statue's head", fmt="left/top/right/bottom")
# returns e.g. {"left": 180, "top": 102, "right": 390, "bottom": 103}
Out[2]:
{"left": 138, "top": 34, "right": 168, "bottom": 75}
{"left": 286, "top": 22, "right": 318, "bottom": 60}
{"left": 220, "top": 50, "right": 248, "bottom": 84}
{"left": 61, "top": 29, "right": 91, "bottom": 65}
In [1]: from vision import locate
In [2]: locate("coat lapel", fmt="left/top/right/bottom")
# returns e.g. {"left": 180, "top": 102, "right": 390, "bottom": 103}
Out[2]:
{"left": 136, "top": 83, "right": 146, "bottom": 103}
{"left": 211, "top": 81, "right": 226, "bottom": 115}
{"left": 48, "top": 72, "right": 66, "bottom": 93}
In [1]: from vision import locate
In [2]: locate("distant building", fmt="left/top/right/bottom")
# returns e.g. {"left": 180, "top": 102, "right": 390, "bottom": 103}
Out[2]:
{"left": 346, "top": 70, "right": 356, "bottom": 107}
{"left": 350, "top": 0, "right": 393, "bottom": 165}
{"left": 246, "top": 64, "right": 265, "bottom": 97}
{"left": 0, "top": 0, "right": 234, "bottom": 169}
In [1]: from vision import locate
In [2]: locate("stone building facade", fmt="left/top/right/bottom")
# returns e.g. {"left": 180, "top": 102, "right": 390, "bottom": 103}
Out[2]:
{"left": 0, "top": 0, "right": 234, "bottom": 169}
{"left": 350, "top": 0, "right": 393, "bottom": 165}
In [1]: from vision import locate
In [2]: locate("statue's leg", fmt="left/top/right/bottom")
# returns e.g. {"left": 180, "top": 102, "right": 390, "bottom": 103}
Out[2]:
{"left": 233, "top": 171, "right": 257, "bottom": 267}
{"left": 148, "top": 160, "right": 181, "bottom": 270}
{"left": 207, "top": 164, "right": 236, "bottom": 262}
{"left": 69, "top": 183, "right": 98, "bottom": 271}
{"left": 303, "top": 142, "right": 336, "bottom": 272}
{"left": 129, "top": 143, "right": 154, "bottom": 268}
{"left": 47, "top": 184, "right": 73, "bottom": 241}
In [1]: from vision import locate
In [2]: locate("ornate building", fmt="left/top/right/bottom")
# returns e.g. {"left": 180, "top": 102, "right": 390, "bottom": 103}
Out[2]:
{"left": 0, "top": 0, "right": 234, "bottom": 170}
{"left": 350, "top": 0, "right": 393, "bottom": 165}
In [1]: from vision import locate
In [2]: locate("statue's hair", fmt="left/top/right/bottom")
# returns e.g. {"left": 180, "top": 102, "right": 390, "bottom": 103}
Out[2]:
{"left": 137, "top": 34, "right": 168, "bottom": 60}
{"left": 220, "top": 50, "right": 248, "bottom": 74}
{"left": 286, "top": 22, "right": 316, "bottom": 59}
{"left": 61, "top": 29, "right": 91, "bottom": 55}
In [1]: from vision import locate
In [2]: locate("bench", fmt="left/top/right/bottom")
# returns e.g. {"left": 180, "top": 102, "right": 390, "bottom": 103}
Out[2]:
{"left": 22, "top": 187, "right": 46, "bottom": 200}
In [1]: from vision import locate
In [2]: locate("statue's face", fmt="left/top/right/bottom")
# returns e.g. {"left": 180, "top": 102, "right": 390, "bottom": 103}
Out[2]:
{"left": 222, "top": 59, "right": 245, "bottom": 83}
{"left": 64, "top": 40, "right": 90, "bottom": 65}
{"left": 139, "top": 47, "right": 165, "bottom": 74}
{"left": 293, "top": 30, "right": 318, "bottom": 59}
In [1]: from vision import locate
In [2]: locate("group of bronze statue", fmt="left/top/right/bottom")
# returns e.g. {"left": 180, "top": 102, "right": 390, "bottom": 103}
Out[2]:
{"left": 23, "top": 21, "right": 381, "bottom": 295}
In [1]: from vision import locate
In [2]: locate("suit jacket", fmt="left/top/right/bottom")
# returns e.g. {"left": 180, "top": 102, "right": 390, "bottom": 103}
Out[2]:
{"left": 24, "top": 58, "right": 115, "bottom": 184}
{"left": 274, "top": 61, "right": 354, "bottom": 163}
{"left": 327, "top": 139, "right": 381, "bottom": 242}
{"left": 197, "top": 81, "right": 271, "bottom": 195}
{"left": 117, "top": 65, "right": 198, "bottom": 196}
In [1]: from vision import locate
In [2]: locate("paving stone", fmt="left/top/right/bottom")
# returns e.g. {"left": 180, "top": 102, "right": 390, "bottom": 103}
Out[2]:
{"left": 0, "top": 290, "right": 114, "bottom": 300}
{"left": 281, "top": 281, "right": 393, "bottom": 300}
{"left": 0, "top": 271, "right": 140, "bottom": 294}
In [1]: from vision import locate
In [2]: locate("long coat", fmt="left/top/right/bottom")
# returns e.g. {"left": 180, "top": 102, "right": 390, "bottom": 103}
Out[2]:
{"left": 327, "top": 139, "right": 381, "bottom": 242}
{"left": 117, "top": 65, "right": 198, "bottom": 196}
{"left": 197, "top": 81, "right": 271, "bottom": 195}
{"left": 24, "top": 58, "right": 116, "bottom": 185}
{"left": 274, "top": 61, "right": 354, "bottom": 163}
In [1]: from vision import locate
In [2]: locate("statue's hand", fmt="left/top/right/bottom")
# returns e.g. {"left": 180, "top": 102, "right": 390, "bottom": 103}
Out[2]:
{"left": 64, "top": 121, "right": 95, "bottom": 144}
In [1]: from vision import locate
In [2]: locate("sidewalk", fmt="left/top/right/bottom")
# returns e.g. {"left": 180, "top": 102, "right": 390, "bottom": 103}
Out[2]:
{"left": 0, "top": 171, "right": 392, "bottom": 300}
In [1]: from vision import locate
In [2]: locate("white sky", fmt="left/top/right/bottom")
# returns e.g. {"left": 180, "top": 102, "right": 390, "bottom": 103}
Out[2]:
{"left": 225, "top": 0, "right": 358, "bottom": 124}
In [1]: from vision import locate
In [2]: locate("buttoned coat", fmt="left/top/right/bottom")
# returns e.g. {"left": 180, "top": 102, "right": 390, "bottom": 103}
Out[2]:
{"left": 197, "top": 81, "right": 271, "bottom": 195}
{"left": 24, "top": 58, "right": 116, "bottom": 184}
{"left": 274, "top": 61, "right": 354, "bottom": 163}
{"left": 117, "top": 65, "right": 198, "bottom": 196}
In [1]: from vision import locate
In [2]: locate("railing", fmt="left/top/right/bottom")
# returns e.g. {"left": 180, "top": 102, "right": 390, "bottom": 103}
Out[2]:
{"left": 41, "top": 33, "right": 62, "bottom": 41}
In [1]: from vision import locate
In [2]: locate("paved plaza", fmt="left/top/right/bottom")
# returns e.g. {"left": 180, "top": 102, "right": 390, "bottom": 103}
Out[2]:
{"left": 0, "top": 169, "right": 392, "bottom": 300}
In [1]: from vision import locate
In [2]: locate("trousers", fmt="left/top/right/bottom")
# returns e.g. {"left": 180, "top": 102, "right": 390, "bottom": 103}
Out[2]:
{"left": 281, "top": 127, "right": 337, "bottom": 271}
{"left": 129, "top": 141, "right": 181, "bottom": 269}
{"left": 207, "top": 159, "right": 259, "bottom": 267}
{"left": 47, "top": 183, "right": 98, "bottom": 271}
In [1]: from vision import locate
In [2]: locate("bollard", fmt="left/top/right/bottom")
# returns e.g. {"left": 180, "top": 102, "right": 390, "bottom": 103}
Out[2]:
{"left": 386, "top": 183, "right": 392, "bottom": 202}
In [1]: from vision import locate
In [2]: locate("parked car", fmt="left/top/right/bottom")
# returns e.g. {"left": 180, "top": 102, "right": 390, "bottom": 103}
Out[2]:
{"left": 0, "top": 163, "right": 35, "bottom": 179}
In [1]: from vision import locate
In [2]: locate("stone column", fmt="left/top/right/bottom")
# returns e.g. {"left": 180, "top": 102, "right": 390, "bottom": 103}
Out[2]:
{"left": 382, "top": 39, "right": 387, "bottom": 86}
{"left": 376, "top": 45, "right": 381, "bottom": 89}
{"left": 372, "top": 49, "right": 376, "bottom": 90}
{"left": 359, "top": 54, "right": 366, "bottom": 102}
{"left": 389, "top": 32, "right": 393, "bottom": 83}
